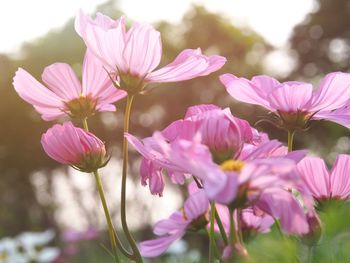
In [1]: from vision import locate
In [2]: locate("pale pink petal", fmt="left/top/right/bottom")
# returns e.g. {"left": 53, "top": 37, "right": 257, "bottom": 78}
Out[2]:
{"left": 147, "top": 49, "right": 225, "bottom": 83}
{"left": 42, "top": 63, "right": 81, "bottom": 100}
{"left": 313, "top": 107, "right": 350, "bottom": 129}
{"left": 184, "top": 104, "right": 220, "bottom": 119}
{"left": 268, "top": 82, "right": 313, "bottom": 112}
{"left": 257, "top": 188, "right": 309, "bottom": 235}
{"left": 83, "top": 18, "right": 126, "bottom": 72}
{"left": 330, "top": 154, "right": 350, "bottom": 199}
{"left": 139, "top": 231, "right": 184, "bottom": 258}
{"left": 184, "top": 190, "right": 209, "bottom": 220}
{"left": 153, "top": 212, "right": 187, "bottom": 236}
{"left": 123, "top": 22, "right": 162, "bottom": 76}
{"left": 82, "top": 50, "right": 126, "bottom": 105}
{"left": 213, "top": 172, "right": 238, "bottom": 204}
{"left": 311, "top": 72, "right": 350, "bottom": 112}
{"left": 297, "top": 157, "right": 330, "bottom": 198}
{"left": 13, "top": 68, "right": 65, "bottom": 119}
{"left": 220, "top": 74, "right": 273, "bottom": 110}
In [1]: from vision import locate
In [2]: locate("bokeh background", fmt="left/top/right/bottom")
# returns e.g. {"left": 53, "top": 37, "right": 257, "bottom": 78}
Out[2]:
{"left": 1, "top": 0, "right": 350, "bottom": 262}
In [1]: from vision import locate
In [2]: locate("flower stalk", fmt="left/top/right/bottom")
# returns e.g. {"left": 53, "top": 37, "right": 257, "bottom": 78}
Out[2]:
{"left": 121, "top": 95, "right": 143, "bottom": 263}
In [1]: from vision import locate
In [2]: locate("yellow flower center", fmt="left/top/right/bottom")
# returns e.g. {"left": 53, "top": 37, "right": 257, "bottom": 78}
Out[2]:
{"left": 220, "top": 160, "right": 245, "bottom": 172}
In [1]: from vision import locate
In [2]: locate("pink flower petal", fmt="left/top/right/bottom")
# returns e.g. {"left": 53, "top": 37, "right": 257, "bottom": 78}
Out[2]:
{"left": 268, "top": 82, "right": 313, "bottom": 112}
{"left": 42, "top": 63, "right": 82, "bottom": 100}
{"left": 123, "top": 22, "right": 162, "bottom": 77}
{"left": 139, "top": 231, "right": 184, "bottom": 257}
{"left": 330, "top": 154, "right": 350, "bottom": 199}
{"left": 297, "top": 157, "right": 330, "bottom": 199}
{"left": 311, "top": 72, "right": 350, "bottom": 112}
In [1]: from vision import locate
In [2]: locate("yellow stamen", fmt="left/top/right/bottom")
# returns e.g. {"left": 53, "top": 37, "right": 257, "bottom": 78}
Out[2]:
{"left": 220, "top": 160, "right": 245, "bottom": 172}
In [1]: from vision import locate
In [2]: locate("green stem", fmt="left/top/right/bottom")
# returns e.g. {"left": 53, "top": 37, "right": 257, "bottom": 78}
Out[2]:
{"left": 82, "top": 118, "right": 89, "bottom": 132}
{"left": 121, "top": 95, "right": 143, "bottom": 263}
{"left": 307, "top": 246, "right": 313, "bottom": 263}
{"left": 274, "top": 217, "right": 285, "bottom": 239}
{"left": 209, "top": 201, "right": 217, "bottom": 263}
{"left": 229, "top": 207, "right": 239, "bottom": 244}
{"left": 236, "top": 209, "right": 244, "bottom": 243}
{"left": 287, "top": 130, "right": 295, "bottom": 152}
{"left": 93, "top": 170, "right": 120, "bottom": 263}
{"left": 214, "top": 206, "right": 229, "bottom": 245}
{"left": 83, "top": 119, "right": 133, "bottom": 260}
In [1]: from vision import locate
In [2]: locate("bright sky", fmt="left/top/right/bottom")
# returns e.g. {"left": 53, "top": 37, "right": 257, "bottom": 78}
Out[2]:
{"left": 1, "top": 0, "right": 316, "bottom": 55}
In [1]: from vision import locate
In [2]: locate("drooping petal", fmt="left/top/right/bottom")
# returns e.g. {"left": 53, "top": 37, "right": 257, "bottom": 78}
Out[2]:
{"left": 220, "top": 74, "right": 273, "bottom": 110}
{"left": 42, "top": 63, "right": 81, "bottom": 100}
{"left": 184, "top": 190, "right": 209, "bottom": 220}
{"left": 313, "top": 106, "right": 350, "bottom": 129}
{"left": 257, "top": 188, "right": 309, "bottom": 235}
{"left": 13, "top": 68, "right": 65, "bottom": 120}
{"left": 297, "top": 157, "right": 330, "bottom": 199}
{"left": 268, "top": 82, "right": 313, "bottom": 112}
{"left": 123, "top": 22, "right": 162, "bottom": 77}
{"left": 330, "top": 154, "right": 350, "bottom": 199}
{"left": 138, "top": 231, "right": 184, "bottom": 258}
{"left": 147, "top": 49, "right": 225, "bottom": 83}
{"left": 311, "top": 72, "right": 350, "bottom": 112}
{"left": 153, "top": 212, "right": 188, "bottom": 236}
{"left": 213, "top": 172, "right": 238, "bottom": 204}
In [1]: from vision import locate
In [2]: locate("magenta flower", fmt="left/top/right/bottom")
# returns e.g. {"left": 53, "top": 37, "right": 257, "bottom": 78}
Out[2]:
{"left": 41, "top": 122, "right": 108, "bottom": 173}
{"left": 75, "top": 11, "right": 226, "bottom": 94}
{"left": 297, "top": 154, "right": 350, "bottom": 202}
{"left": 126, "top": 104, "right": 254, "bottom": 196}
{"left": 13, "top": 50, "right": 126, "bottom": 121}
{"left": 139, "top": 189, "right": 209, "bottom": 257}
{"left": 220, "top": 72, "right": 350, "bottom": 130}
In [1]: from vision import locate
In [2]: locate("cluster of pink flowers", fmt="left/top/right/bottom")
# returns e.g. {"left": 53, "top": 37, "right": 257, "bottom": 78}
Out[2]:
{"left": 12, "top": 9, "right": 350, "bottom": 263}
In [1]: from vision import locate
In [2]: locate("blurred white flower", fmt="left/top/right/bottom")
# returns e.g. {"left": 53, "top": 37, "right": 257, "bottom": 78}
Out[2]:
{"left": 0, "top": 230, "right": 59, "bottom": 263}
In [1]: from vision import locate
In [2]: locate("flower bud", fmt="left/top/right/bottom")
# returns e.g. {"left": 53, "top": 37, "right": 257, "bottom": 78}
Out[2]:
{"left": 41, "top": 122, "right": 109, "bottom": 173}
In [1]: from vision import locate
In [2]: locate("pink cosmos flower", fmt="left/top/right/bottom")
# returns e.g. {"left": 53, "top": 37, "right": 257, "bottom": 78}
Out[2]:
{"left": 220, "top": 72, "right": 350, "bottom": 130}
{"left": 41, "top": 122, "right": 108, "bottom": 173}
{"left": 139, "top": 189, "right": 209, "bottom": 257}
{"left": 75, "top": 11, "right": 226, "bottom": 93}
{"left": 126, "top": 104, "right": 254, "bottom": 196}
{"left": 13, "top": 50, "right": 126, "bottom": 121}
{"left": 297, "top": 154, "right": 350, "bottom": 202}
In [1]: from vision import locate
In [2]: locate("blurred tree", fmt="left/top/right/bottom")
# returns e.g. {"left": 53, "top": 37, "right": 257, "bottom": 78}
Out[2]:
{"left": 290, "top": 0, "right": 350, "bottom": 78}
{"left": 288, "top": 0, "right": 350, "bottom": 157}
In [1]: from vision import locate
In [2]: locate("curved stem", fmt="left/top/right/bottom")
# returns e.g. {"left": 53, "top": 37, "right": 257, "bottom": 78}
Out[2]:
{"left": 121, "top": 95, "right": 143, "bottom": 262}
{"left": 209, "top": 201, "right": 217, "bottom": 263}
{"left": 287, "top": 130, "right": 295, "bottom": 152}
{"left": 214, "top": 206, "right": 229, "bottom": 245}
{"left": 93, "top": 170, "right": 120, "bottom": 263}
{"left": 82, "top": 119, "right": 133, "bottom": 259}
